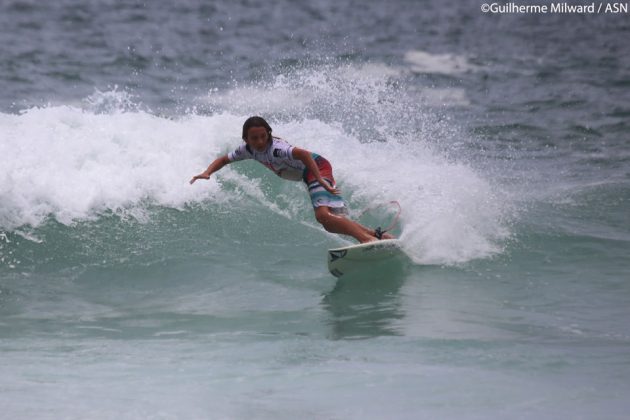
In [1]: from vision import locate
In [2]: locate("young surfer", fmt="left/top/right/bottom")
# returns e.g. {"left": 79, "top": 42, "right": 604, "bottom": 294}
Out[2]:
{"left": 190, "top": 116, "right": 394, "bottom": 243}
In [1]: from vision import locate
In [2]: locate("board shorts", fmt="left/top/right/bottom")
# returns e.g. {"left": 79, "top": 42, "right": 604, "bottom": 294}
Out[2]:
{"left": 302, "top": 155, "right": 349, "bottom": 215}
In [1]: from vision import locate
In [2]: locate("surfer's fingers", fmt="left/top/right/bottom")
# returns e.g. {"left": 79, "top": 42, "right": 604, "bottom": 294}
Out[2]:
{"left": 324, "top": 184, "right": 339, "bottom": 194}
{"left": 322, "top": 181, "right": 339, "bottom": 194}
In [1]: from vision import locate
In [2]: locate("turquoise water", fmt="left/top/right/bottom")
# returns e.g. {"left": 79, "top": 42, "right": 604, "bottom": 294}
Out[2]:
{"left": 1, "top": 0, "right": 630, "bottom": 418}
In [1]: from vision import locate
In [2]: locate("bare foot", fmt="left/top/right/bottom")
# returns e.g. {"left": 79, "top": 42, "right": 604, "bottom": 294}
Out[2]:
{"left": 368, "top": 229, "right": 396, "bottom": 241}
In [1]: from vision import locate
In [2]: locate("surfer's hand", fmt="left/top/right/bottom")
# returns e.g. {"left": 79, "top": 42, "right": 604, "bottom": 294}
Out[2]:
{"left": 321, "top": 179, "right": 340, "bottom": 195}
{"left": 189, "top": 173, "right": 210, "bottom": 184}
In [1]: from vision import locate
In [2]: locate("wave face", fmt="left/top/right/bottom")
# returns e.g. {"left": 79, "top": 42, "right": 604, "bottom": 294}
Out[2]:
{"left": 1, "top": 65, "right": 512, "bottom": 267}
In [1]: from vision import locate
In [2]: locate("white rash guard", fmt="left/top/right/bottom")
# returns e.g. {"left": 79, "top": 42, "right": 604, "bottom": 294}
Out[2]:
{"left": 227, "top": 137, "right": 308, "bottom": 181}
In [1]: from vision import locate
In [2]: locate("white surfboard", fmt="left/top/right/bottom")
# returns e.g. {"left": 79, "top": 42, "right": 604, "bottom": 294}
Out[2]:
{"left": 327, "top": 239, "right": 404, "bottom": 277}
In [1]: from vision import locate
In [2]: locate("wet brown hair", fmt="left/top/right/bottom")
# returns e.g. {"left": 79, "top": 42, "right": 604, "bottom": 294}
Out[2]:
{"left": 242, "top": 116, "right": 273, "bottom": 140}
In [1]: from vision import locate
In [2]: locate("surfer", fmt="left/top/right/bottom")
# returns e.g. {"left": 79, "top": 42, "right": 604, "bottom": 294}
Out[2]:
{"left": 190, "top": 116, "right": 394, "bottom": 243}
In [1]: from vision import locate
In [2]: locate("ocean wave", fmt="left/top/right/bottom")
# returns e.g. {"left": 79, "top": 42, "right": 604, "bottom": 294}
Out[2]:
{"left": 1, "top": 65, "right": 512, "bottom": 265}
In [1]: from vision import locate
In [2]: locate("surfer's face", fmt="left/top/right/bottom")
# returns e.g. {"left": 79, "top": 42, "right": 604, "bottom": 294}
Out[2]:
{"left": 245, "top": 126, "right": 270, "bottom": 152}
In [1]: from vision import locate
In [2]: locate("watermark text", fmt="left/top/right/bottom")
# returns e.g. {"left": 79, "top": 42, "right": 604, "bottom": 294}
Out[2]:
{"left": 480, "top": 2, "right": 629, "bottom": 14}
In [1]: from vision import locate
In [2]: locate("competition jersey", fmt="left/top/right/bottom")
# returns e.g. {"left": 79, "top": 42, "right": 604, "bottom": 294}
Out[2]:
{"left": 227, "top": 138, "right": 308, "bottom": 181}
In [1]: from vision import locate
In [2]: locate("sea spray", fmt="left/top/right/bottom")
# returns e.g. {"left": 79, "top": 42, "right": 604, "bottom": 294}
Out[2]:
{"left": 1, "top": 64, "right": 512, "bottom": 265}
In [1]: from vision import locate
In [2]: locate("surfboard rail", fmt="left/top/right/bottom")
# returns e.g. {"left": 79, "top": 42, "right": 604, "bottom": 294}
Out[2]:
{"left": 327, "top": 239, "right": 403, "bottom": 277}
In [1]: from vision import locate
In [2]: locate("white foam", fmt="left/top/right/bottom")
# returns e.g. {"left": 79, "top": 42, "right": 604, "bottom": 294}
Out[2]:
{"left": 421, "top": 88, "right": 471, "bottom": 107}
{"left": 201, "top": 63, "right": 507, "bottom": 264}
{"left": 404, "top": 50, "right": 479, "bottom": 75}
{"left": 204, "top": 62, "right": 402, "bottom": 118}
{"left": 1, "top": 62, "right": 511, "bottom": 264}
{"left": 269, "top": 119, "right": 510, "bottom": 264}
{"left": 0, "top": 104, "right": 244, "bottom": 229}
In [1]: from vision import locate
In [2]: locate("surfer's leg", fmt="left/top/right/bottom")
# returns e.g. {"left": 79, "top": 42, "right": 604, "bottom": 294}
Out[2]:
{"left": 315, "top": 207, "right": 378, "bottom": 243}
{"left": 304, "top": 159, "right": 394, "bottom": 241}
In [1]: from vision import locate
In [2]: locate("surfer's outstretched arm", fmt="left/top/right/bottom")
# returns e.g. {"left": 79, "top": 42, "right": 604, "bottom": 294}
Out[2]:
{"left": 189, "top": 155, "right": 231, "bottom": 184}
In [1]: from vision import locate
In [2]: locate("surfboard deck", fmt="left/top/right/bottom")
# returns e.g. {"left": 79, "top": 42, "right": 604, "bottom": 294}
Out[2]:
{"left": 327, "top": 239, "right": 403, "bottom": 278}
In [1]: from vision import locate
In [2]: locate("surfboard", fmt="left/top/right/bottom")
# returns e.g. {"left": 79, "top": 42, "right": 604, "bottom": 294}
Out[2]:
{"left": 327, "top": 239, "right": 404, "bottom": 278}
